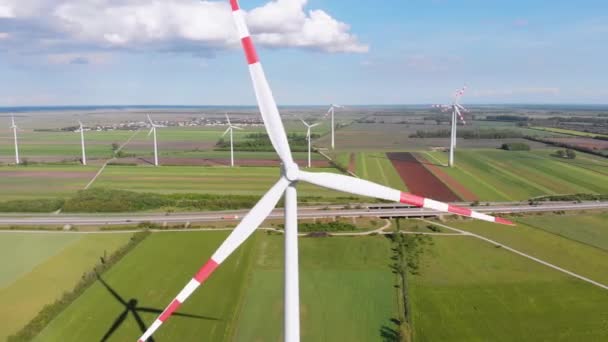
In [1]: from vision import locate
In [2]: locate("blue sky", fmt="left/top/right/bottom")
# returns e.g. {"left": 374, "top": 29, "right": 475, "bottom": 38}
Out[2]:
{"left": 0, "top": 0, "right": 607, "bottom": 106}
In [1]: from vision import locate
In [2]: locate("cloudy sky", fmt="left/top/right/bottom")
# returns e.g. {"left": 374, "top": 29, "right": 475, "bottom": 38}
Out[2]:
{"left": 0, "top": 0, "right": 607, "bottom": 106}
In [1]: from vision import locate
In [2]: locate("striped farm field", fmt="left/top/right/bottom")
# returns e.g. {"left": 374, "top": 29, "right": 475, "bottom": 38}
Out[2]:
{"left": 91, "top": 165, "right": 358, "bottom": 199}
{"left": 0, "top": 232, "right": 132, "bottom": 340}
{"left": 422, "top": 149, "right": 608, "bottom": 201}
{"left": 408, "top": 235, "right": 608, "bottom": 341}
{"left": 354, "top": 152, "right": 408, "bottom": 190}
{"left": 0, "top": 165, "right": 99, "bottom": 201}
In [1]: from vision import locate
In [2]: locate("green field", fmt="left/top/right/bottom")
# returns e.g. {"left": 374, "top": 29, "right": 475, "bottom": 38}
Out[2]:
{"left": 0, "top": 233, "right": 132, "bottom": 339}
{"left": 0, "top": 165, "right": 98, "bottom": 200}
{"left": 530, "top": 126, "right": 608, "bottom": 138}
{"left": 423, "top": 149, "right": 608, "bottom": 201}
{"left": 408, "top": 235, "right": 608, "bottom": 341}
{"left": 518, "top": 212, "right": 608, "bottom": 252}
{"left": 234, "top": 234, "right": 398, "bottom": 341}
{"left": 92, "top": 165, "right": 356, "bottom": 199}
{"left": 355, "top": 152, "right": 407, "bottom": 190}
{"left": 37, "top": 231, "right": 254, "bottom": 341}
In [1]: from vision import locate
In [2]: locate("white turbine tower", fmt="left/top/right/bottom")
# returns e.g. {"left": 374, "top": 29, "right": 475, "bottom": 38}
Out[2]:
{"left": 137, "top": 3, "right": 513, "bottom": 342}
{"left": 434, "top": 86, "right": 467, "bottom": 167}
{"left": 300, "top": 119, "right": 320, "bottom": 168}
{"left": 10, "top": 115, "right": 20, "bottom": 165}
{"left": 147, "top": 115, "right": 161, "bottom": 167}
{"left": 222, "top": 113, "right": 243, "bottom": 167}
{"left": 77, "top": 121, "right": 87, "bottom": 165}
{"left": 326, "top": 104, "right": 343, "bottom": 150}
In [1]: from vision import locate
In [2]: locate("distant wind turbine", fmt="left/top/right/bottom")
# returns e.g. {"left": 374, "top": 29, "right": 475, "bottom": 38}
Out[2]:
{"left": 222, "top": 113, "right": 243, "bottom": 167}
{"left": 10, "top": 115, "right": 20, "bottom": 165}
{"left": 147, "top": 115, "right": 161, "bottom": 167}
{"left": 433, "top": 86, "right": 467, "bottom": 167}
{"left": 77, "top": 121, "right": 87, "bottom": 165}
{"left": 326, "top": 104, "right": 343, "bottom": 150}
{"left": 300, "top": 119, "right": 320, "bottom": 168}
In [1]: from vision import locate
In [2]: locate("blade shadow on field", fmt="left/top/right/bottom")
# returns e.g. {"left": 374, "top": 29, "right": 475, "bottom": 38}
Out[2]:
{"left": 96, "top": 274, "right": 219, "bottom": 342}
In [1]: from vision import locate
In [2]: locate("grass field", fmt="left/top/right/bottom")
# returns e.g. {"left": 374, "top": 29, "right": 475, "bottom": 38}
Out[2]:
{"left": 518, "top": 212, "right": 608, "bottom": 252}
{"left": 355, "top": 152, "right": 408, "bottom": 190}
{"left": 0, "top": 233, "right": 132, "bottom": 339}
{"left": 408, "top": 235, "right": 608, "bottom": 341}
{"left": 447, "top": 218, "right": 608, "bottom": 285}
{"left": 530, "top": 126, "right": 608, "bottom": 138}
{"left": 422, "top": 149, "right": 608, "bottom": 201}
{"left": 233, "top": 234, "right": 398, "bottom": 342}
{"left": 92, "top": 165, "right": 357, "bottom": 199}
{"left": 37, "top": 231, "right": 255, "bottom": 342}
{"left": 0, "top": 165, "right": 98, "bottom": 200}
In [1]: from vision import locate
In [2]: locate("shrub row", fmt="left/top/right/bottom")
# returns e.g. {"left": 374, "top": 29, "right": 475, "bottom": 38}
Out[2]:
{"left": 0, "top": 199, "right": 64, "bottom": 213}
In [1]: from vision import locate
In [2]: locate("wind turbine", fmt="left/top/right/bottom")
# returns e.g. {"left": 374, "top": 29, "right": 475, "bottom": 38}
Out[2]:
{"left": 326, "top": 104, "right": 343, "bottom": 150}
{"left": 146, "top": 115, "right": 160, "bottom": 167}
{"left": 300, "top": 119, "right": 320, "bottom": 168}
{"left": 10, "top": 115, "right": 20, "bottom": 165}
{"left": 137, "top": 3, "right": 513, "bottom": 342}
{"left": 434, "top": 86, "right": 467, "bottom": 167}
{"left": 222, "top": 113, "right": 243, "bottom": 167}
{"left": 77, "top": 121, "right": 87, "bottom": 165}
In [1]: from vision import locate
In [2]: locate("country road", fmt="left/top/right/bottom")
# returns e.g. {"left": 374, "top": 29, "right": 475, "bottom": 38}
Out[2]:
{"left": 0, "top": 201, "right": 605, "bottom": 226}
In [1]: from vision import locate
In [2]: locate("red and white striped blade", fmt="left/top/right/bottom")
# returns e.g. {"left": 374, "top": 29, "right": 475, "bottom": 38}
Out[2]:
{"left": 298, "top": 171, "right": 514, "bottom": 226}
{"left": 137, "top": 177, "right": 290, "bottom": 342}
{"left": 455, "top": 106, "right": 466, "bottom": 125}
{"left": 230, "top": 0, "right": 293, "bottom": 165}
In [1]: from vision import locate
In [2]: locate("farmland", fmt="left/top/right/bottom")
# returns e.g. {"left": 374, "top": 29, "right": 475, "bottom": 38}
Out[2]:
{"left": 530, "top": 126, "right": 608, "bottom": 138}
{"left": 354, "top": 152, "right": 407, "bottom": 190}
{"left": 408, "top": 235, "right": 608, "bottom": 341}
{"left": 0, "top": 232, "right": 132, "bottom": 340}
{"left": 36, "top": 232, "right": 398, "bottom": 342}
{"left": 421, "top": 149, "right": 608, "bottom": 201}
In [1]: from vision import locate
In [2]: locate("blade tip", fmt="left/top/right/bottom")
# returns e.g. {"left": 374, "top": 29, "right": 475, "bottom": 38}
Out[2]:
{"left": 495, "top": 217, "right": 515, "bottom": 226}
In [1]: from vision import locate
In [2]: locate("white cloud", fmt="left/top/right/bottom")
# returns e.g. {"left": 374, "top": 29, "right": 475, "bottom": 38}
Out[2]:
{"left": 2, "top": 0, "right": 367, "bottom": 54}
{"left": 0, "top": 32, "right": 9, "bottom": 39}
{"left": 46, "top": 52, "right": 114, "bottom": 65}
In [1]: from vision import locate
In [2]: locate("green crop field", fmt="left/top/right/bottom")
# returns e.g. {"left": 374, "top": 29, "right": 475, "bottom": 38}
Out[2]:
{"left": 422, "top": 149, "right": 608, "bottom": 201}
{"left": 0, "top": 165, "right": 98, "bottom": 201}
{"left": 37, "top": 231, "right": 254, "bottom": 342}
{"left": 355, "top": 152, "right": 407, "bottom": 190}
{"left": 447, "top": 218, "right": 608, "bottom": 284}
{"left": 91, "top": 165, "right": 357, "bottom": 199}
{"left": 0, "top": 232, "right": 132, "bottom": 340}
{"left": 518, "top": 212, "right": 608, "bottom": 252}
{"left": 530, "top": 126, "right": 608, "bottom": 138}
{"left": 233, "top": 234, "right": 398, "bottom": 342}
{"left": 408, "top": 235, "right": 608, "bottom": 341}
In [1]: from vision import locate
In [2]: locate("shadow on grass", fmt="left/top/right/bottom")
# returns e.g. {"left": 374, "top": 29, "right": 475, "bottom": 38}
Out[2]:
{"left": 97, "top": 273, "right": 218, "bottom": 342}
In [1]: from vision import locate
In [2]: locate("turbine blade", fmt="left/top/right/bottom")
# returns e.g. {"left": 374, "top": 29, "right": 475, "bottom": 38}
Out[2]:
{"left": 225, "top": 113, "right": 231, "bottom": 126}
{"left": 230, "top": 1, "right": 294, "bottom": 165}
{"left": 300, "top": 119, "right": 310, "bottom": 127}
{"left": 298, "top": 171, "right": 513, "bottom": 226}
{"left": 147, "top": 114, "right": 153, "bottom": 125}
{"left": 221, "top": 127, "right": 231, "bottom": 137}
{"left": 310, "top": 123, "right": 320, "bottom": 128}
{"left": 137, "top": 177, "right": 290, "bottom": 342}
{"left": 148, "top": 128, "right": 154, "bottom": 137}
{"left": 232, "top": 126, "right": 244, "bottom": 130}
{"left": 455, "top": 106, "right": 467, "bottom": 125}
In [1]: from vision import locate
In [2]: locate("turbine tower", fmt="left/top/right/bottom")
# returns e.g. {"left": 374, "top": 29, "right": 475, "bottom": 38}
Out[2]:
{"left": 137, "top": 3, "right": 513, "bottom": 342}
{"left": 300, "top": 119, "right": 319, "bottom": 168}
{"left": 434, "top": 86, "right": 467, "bottom": 167}
{"left": 10, "top": 115, "right": 20, "bottom": 165}
{"left": 77, "top": 121, "right": 87, "bottom": 165}
{"left": 326, "top": 104, "right": 343, "bottom": 150}
{"left": 222, "top": 113, "right": 243, "bottom": 167}
{"left": 147, "top": 115, "right": 161, "bottom": 167}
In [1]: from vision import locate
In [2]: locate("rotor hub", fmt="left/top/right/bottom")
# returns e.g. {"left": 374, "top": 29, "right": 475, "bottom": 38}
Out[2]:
{"left": 283, "top": 163, "right": 300, "bottom": 182}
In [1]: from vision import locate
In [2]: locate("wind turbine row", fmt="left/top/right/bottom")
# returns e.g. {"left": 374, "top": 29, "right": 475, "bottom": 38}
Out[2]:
{"left": 222, "top": 113, "right": 243, "bottom": 167}
{"left": 137, "top": 2, "right": 513, "bottom": 341}
{"left": 433, "top": 86, "right": 468, "bottom": 167}
{"left": 300, "top": 119, "right": 319, "bottom": 168}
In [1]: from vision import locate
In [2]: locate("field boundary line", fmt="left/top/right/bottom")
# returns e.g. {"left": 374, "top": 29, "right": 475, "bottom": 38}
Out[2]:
{"left": 475, "top": 153, "right": 556, "bottom": 195}
{"left": 373, "top": 155, "right": 390, "bottom": 186}
{"left": 423, "top": 151, "right": 446, "bottom": 167}
{"left": 421, "top": 219, "right": 608, "bottom": 291}
{"left": 317, "top": 149, "right": 358, "bottom": 178}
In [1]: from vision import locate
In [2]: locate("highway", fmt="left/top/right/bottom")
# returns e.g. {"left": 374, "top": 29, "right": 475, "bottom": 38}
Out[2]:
{"left": 0, "top": 201, "right": 606, "bottom": 226}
